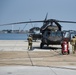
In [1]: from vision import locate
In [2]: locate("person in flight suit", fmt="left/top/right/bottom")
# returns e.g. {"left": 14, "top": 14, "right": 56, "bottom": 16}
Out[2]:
{"left": 70, "top": 35, "right": 76, "bottom": 54}
{"left": 74, "top": 35, "right": 76, "bottom": 53}
{"left": 27, "top": 35, "right": 33, "bottom": 50}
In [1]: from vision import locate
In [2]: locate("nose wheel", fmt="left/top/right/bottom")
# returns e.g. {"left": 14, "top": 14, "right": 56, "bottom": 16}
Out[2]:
{"left": 40, "top": 42, "right": 44, "bottom": 49}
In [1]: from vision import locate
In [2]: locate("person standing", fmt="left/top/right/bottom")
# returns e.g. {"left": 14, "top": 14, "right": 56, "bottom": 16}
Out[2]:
{"left": 74, "top": 35, "right": 76, "bottom": 53}
{"left": 70, "top": 36, "right": 76, "bottom": 54}
{"left": 27, "top": 35, "right": 33, "bottom": 50}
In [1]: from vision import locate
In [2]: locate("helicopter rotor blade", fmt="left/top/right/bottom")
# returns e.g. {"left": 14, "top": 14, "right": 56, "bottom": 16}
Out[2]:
{"left": 0, "top": 19, "right": 76, "bottom": 26}
{"left": 57, "top": 20, "right": 76, "bottom": 23}
{"left": 43, "top": 13, "right": 48, "bottom": 26}
{"left": 44, "top": 13, "right": 48, "bottom": 21}
{"left": 0, "top": 20, "right": 44, "bottom": 26}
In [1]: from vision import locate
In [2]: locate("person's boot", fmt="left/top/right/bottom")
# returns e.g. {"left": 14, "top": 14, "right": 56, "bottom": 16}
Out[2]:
{"left": 73, "top": 51, "right": 75, "bottom": 54}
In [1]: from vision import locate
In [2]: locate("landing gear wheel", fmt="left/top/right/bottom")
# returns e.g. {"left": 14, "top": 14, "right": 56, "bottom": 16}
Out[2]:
{"left": 40, "top": 43, "right": 44, "bottom": 49}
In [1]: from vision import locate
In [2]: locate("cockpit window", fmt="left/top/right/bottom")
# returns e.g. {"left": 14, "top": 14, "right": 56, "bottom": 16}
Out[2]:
{"left": 50, "top": 31, "right": 62, "bottom": 36}
{"left": 63, "top": 31, "right": 70, "bottom": 38}
{"left": 45, "top": 31, "right": 62, "bottom": 37}
{"left": 33, "top": 30, "right": 40, "bottom": 34}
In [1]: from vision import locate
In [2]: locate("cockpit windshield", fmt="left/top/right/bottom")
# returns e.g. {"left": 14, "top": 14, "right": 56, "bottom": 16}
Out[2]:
{"left": 50, "top": 31, "right": 62, "bottom": 36}
{"left": 33, "top": 29, "right": 40, "bottom": 34}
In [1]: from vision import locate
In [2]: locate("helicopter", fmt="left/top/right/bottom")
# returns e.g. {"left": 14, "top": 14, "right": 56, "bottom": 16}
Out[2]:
{"left": 0, "top": 15, "right": 76, "bottom": 48}
{"left": 29, "top": 27, "right": 42, "bottom": 41}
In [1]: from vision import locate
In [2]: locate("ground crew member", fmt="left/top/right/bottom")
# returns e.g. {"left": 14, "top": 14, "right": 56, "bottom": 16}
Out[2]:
{"left": 27, "top": 35, "right": 33, "bottom": 50}
{"left": 70, "top": 36, "right": 76, "bottom": 54}
{"left": 74, "top": 35, "right": 76, "bottom": 53}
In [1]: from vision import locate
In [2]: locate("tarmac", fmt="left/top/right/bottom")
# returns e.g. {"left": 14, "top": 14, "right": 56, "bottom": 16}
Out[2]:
{"left": 0, "top": 40, "right": 76, "bottom": 75}
{"left": 0, "top": 66, "right": 76, "bottom": 75}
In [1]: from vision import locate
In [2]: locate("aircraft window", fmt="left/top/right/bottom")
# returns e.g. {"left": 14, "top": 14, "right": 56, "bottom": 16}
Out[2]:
{"left": 71, "top": 33, "right": 75, "bottom": 39}
{"left": 51, "top": 32, "right": 56, "bottom": 36}
{"left": 45, "top": 31, "right": 50, "bottom": 36}
{"left": 56, "top": 32, "right": 62, "bottom": 36}
{"left": 64, "top": 32, "right": 70, "bottom": 38}
{"left": 50, "top": 32, "right": 62, "bottom": 36}
{"left": 34, "top": 30, "right": 40, "bottom": 34}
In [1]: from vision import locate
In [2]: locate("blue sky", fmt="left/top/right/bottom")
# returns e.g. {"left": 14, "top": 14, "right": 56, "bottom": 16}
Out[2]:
{"left": 0, "top": 0, "right": 76, "bottom": 30}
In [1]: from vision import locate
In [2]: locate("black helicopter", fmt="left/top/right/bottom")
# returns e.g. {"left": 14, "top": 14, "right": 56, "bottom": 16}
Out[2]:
{"left": 29, "top": 27, "right": 42, "bottom": 41}
{"left": 0, "top": 15, "right": 76, "bottom": 48}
